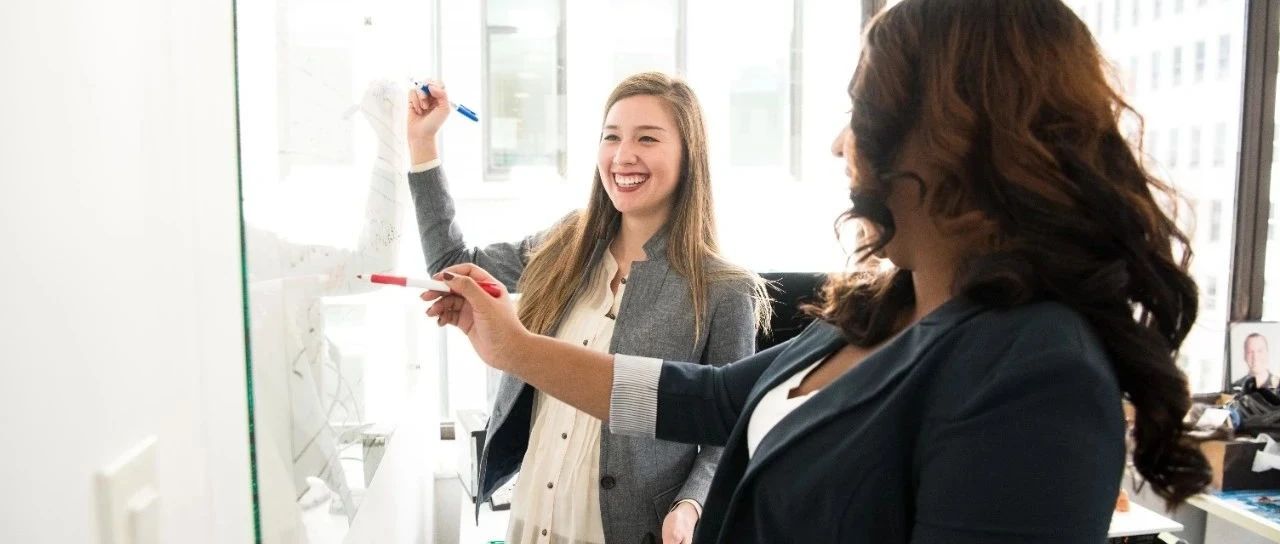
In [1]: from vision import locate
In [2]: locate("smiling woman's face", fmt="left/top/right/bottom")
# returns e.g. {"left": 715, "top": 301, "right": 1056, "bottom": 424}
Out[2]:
{"left": 597, "top": 95, "right": 684, "bottom": 220}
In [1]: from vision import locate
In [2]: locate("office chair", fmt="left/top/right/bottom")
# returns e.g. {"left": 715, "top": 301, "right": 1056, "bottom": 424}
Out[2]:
{"left": 756, "top": 272, "right": 828, "bottom": 351}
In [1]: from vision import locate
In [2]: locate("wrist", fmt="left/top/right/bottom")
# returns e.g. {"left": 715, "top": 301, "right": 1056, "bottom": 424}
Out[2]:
{"left": 671, "top": 499, "right": 702, "bottom": 518}
{"left": 409, "top": 141, "right": 439, "bottom": 164}
{"left": 497, "top": 330, "right": 539, "bottom": 373}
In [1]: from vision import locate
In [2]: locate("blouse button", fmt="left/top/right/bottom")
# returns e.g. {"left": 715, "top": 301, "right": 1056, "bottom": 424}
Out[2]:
{"left": 546, "top": 481, "right": 554, "bottom": 489}
{"left": 582, "top": 339, "right": 589, "bottom": 346}
{"left": 600, "top": 475, "right": 616, "bottom": 489}
{"left": 561, "top": 432, "right": 568, "bottom": 439}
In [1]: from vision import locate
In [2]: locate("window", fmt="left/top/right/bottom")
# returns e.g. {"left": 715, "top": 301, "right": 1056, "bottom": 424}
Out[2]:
{"left": 1151, "top": 50, "right": 1161, "bottom": 89}
{"left": 483, "top": 0, "right": 565, "bottom": 181}
{"left": 1148, "top": 130, "right": 1160, "bottom": 165}
{"left": 719, "top": 1, "right": 794, "bottom": 173}
{"left": 1129, "top": 56, "right": 1140, "bottom": 93}
{"left": 1219, "top": 34, "right": 1232, "bottom": 79}
{"left": 1213, "top": 122, "right": 1226, "bottom": 166}
{"left": 1195, "top": 40, "right": 1206, "bottom": 83}
{"left": 1091, "top": 0, "right": 1247, "bottom": 392}
{"left": 1190, "top": 126, "right": 1201, "bottom": 168}
{"left": 1209, "top": 199, "right": 1223, "bottom": 241}
{"left": 686, "top": 0, "right": 863, "bottom": 271}
{"left": 1115, "top": 0, "right": 1124, "bottom": 31}
{"left": 577, "top": 0, "right": 680, "bottom": 83}
{"left": 1133, "top": 0, "right": 1141, "bottom": 26}
{"left": 446, "top": 0, "right": 862, "bottom": 274}
{"left": 1172, "top": 45, "right": 1183, "bottom": 86}
{"left": 1096, "top": 2, "right": 1104, "bottom": 35}
{"left": 1206, "top": 276, "right": 1219, "bottom": 311}
{"left": 1175, "top": 0, "right": 1184, "bottom": 13}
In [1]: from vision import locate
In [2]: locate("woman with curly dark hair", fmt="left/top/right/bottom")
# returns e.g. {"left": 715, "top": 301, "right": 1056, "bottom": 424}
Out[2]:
{"left": 423, "top": 0, "right": 1211, "bottom": 541}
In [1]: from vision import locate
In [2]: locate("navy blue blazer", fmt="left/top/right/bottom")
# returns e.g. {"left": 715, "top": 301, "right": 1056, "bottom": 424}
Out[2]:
{"left": 654, "top": 297, "right": 1125, "bottom": 543}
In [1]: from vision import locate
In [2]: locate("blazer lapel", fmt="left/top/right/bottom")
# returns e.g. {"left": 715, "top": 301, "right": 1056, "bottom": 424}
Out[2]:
{"left": 741, "top": 323, "right": 847, "bottom": 416}
{"left": 739, "top": 297, "right": 984, "bottom": 485}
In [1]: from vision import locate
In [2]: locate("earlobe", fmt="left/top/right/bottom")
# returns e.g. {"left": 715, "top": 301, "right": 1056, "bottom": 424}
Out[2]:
{"left": 937, "top": 209, "right": 998, "bottom": 243}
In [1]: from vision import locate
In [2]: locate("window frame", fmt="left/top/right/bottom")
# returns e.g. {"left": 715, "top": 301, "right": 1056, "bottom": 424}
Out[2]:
{"left": 1227, "top": 0, "right": 1279, "bottom": 338}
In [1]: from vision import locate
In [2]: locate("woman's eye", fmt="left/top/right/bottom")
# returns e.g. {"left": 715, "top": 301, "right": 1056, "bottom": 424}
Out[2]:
{"left": 640, "top": 136, "right": 658, "bottom": 142}
{"left": 602, "top": 134, "right": 620, "bottom": 142}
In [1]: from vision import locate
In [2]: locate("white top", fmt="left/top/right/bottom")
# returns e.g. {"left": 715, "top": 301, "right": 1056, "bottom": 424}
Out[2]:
{"left": 746, "top": 357, "right": 827, "bottom": 458}
{"left": 506, "top": 253, "right": 623, "bottom": 544}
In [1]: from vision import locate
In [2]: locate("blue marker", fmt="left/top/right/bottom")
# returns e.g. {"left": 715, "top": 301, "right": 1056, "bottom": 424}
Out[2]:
{"left": 414, "top": 81, "right": 478, "bottom": 122}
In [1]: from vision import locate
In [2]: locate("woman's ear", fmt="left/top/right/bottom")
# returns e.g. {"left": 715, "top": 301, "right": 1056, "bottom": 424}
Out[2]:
{"left": 936, "top": 209, "right": 998, "bottom": 245}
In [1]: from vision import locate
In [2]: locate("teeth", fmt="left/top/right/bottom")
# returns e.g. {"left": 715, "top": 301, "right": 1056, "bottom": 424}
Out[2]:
{"left": 615, "top": 174, "right": 648, "bottom": 187}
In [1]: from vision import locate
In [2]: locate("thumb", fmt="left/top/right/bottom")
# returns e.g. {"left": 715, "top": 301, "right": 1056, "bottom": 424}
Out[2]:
{"left": 442, "top": 271, "right": 489, "bottom": 303}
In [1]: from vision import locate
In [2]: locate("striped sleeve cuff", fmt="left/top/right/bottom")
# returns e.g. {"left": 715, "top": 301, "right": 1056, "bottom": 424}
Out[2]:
{"left": 609, "top": 354, "right": 664, "bottom": 438}
{"left": 408, "top": 158, "right": 441, "bottom": 173}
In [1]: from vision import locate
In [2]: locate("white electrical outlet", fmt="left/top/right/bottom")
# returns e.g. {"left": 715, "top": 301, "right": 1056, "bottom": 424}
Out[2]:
{"left": 96, "top": 436, "right": 160, "bottom": 544}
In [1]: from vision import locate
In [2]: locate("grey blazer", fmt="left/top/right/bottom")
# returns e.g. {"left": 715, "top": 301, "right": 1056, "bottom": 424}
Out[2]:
{"left": 408, "top": 168, "right": 758, "bottom": 543}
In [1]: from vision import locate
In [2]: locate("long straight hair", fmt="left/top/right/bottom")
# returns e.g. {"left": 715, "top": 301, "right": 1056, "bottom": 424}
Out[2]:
{"left": 516, "top": 72, "right": 769, "bottom": 338}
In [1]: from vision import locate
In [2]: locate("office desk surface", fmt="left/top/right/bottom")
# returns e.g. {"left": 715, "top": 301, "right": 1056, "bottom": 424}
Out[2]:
{"left": 1187, "top": 492, "right": 1280, "bottom": 541}
{"left": 1108, "top": 501, "right": 1184, "bottom": 538}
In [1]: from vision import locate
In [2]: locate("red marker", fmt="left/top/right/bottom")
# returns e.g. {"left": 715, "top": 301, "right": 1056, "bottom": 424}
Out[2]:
{"left": 357, "top": 273, "right": 503, "bottom": 298}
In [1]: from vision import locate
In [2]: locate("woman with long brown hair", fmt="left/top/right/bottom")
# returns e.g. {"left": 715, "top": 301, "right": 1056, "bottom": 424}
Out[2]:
{"left": 406, "top": 72, "right": 768, "bottom": 543}
{"left": 423, "top": 1, "right": 1211, "bottom": 541}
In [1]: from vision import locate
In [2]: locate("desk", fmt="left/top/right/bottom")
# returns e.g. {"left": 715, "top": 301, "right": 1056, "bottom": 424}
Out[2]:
{"left": 458, "top": 488, "right": 511, "bottom": 544}
{"left": 1187, "top": 492, "right": 1280, "bottom": 542}
{"left": 1109, "top": 501, "right": 1184, "bottom": 538}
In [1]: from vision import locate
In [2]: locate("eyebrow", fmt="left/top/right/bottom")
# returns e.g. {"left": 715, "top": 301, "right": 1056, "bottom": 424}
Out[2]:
{"left": 603, "top": 125, "right": 668, "bottom": 131}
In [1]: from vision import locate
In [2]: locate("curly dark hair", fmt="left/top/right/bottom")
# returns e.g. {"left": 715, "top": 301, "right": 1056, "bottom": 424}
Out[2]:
{"left": 808, "top": 0, "right": 1211, "bottom": 506}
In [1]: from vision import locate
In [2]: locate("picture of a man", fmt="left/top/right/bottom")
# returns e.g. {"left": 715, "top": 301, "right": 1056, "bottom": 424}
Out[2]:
{"left": 1234, "top": 333, "right": 1280, "bottom": 390}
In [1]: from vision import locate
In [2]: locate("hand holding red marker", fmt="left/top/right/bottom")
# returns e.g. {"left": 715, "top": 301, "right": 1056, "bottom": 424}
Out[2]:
{"left": 357, "top": 273, "right": 503, "bottom": 298}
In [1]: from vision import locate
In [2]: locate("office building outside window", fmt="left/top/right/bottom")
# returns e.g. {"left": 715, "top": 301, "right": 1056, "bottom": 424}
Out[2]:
{"left": 1190, "top": 126, "right": 1201, "bottom": 168}
{"left": 1210, "top": 199, "right": 1223, "bottom": 242}
{"left": 1195, "top": 40, "right": 1206, "bottom": 83}
{"left": 1152, "top": 50, "right": 1161, "bottom": 89}
{"left": 1173, "top": 45, "right": 1183, "bottom": 86}
{"left": 1219, "top": 34, "right": 1232, "bottom": 79}
{"left": 1213, "top": 122, "right": 1226, "bottom": 167}
{"left": 1073, "top": 0, "right": 1247, "bottom": 393}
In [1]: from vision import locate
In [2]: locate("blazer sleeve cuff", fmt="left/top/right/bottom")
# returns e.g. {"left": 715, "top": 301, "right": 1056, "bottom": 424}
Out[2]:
{"left": 608, "top": 354, "right": 663, "bottom": 439}
{"left": 408, "top": 158, "right": 442, "bottom": 173}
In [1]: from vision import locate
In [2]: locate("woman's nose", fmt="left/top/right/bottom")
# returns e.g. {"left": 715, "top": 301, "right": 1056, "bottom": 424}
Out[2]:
{"left": 831, "top": 126, "right": 851, "bottom": 158}
{"left": 614, "top": 142, "right": 638, "bottom": 165}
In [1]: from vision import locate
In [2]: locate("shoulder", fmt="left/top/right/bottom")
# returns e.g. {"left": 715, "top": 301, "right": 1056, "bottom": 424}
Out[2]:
{"left": 705, "top": 270, "right": 763, "bottom": 320}
{"left": 944, "top": 301, "right": 1118, "bottom": 392}
{"left": 701, "top": 256, "right": 761, "bottom": 296}
{"left": 956, "top": 300, "right": 1098, "bottom": 352}
{"left": 528, "top": 209, "right": 584, "bottom": 249}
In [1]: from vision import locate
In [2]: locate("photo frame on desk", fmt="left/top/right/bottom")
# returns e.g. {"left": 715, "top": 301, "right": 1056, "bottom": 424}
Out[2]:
{"left": 1228, "top": 321, "right": 1280, "bottom": 391}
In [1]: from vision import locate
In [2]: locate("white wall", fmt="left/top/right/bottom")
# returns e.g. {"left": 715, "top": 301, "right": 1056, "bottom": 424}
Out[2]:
{"left": 0, "top": 0, "right": 253, "bottom": 543}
